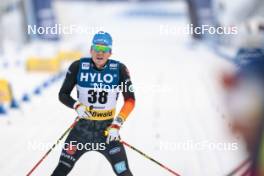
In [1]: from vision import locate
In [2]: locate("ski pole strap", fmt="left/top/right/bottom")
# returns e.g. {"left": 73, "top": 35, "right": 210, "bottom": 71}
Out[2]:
{"left": 241, "top": 166, "right": 252, "bottom": 176}
{"left": 121, "top": 141, "right": 181, "bottom": 176}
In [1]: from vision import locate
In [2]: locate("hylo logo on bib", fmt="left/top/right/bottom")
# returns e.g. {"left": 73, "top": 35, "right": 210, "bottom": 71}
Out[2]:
{"left": 80, "top": 73, "right": 113, "bottom": 83}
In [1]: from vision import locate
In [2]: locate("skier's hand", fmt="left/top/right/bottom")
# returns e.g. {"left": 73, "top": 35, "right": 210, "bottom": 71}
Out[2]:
{"left": 74, "top": 102, "right": 91, "bottom": 119}
{"left": 106, "top": 116, "right": 124, "bottom": 144}
{"left": 106, "top": 126, "right": 120, "bottom": 144}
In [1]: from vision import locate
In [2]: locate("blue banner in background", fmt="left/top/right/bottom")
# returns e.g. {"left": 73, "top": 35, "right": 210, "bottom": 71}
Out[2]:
{"left": 29, "top": 0, "right": 59, "bottom": 41}
{"left": 187, "top": 0, "right": 215, "bottom": 40}
{"left": 195, "top": 0, "right": 215, "bottom": 28}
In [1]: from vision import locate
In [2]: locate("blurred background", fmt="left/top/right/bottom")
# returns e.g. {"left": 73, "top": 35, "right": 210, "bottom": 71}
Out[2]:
{"left": 0, "top": 0, "right": 264, "bottom": 175}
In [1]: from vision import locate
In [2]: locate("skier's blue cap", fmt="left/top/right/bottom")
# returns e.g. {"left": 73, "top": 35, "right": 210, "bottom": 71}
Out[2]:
{"left": 92, "top": 31, "right": 112, "bottom": 48}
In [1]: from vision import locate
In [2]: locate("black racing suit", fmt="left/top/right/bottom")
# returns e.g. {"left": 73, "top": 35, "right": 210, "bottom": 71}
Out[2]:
{"left": 51, "top": 59, "right": 135, "bottom": 176}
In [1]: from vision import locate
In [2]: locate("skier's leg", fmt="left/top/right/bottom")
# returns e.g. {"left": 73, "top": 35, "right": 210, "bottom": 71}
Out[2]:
{"left": 51, "top": 133, "right": 86, "bottom": 176}
{"left": 100, "top": 141, "right": 133, "bottom": 176}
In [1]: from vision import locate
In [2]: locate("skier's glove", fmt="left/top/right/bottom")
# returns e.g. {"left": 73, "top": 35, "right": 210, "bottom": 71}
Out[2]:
{"left": 73, "top": 102, "right": 92, "bottom": 119}
{"left": 106, "top": 116, "right": 124, "bottom": 144}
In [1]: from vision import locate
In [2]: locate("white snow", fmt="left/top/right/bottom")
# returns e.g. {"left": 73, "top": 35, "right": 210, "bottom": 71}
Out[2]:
{"left": 0, "top": 1, "right": 247, "bottom": 176}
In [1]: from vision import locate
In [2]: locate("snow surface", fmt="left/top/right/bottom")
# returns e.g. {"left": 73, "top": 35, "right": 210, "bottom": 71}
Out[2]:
{"left": 0, "top": 1, "right": 247, "bottom": 176}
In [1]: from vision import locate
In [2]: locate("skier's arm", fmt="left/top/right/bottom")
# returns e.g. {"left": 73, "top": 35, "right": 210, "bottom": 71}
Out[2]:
{"left": 117, "top": 63, "right": 135, "bottom": 121}
{"left": 106, "top": 63, "right": 135, "bottom": 143}
{"left": 58, "top": 60, "right": 79, "bottom": 109}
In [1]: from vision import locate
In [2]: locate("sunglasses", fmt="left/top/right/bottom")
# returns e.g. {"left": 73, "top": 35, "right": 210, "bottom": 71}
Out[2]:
{"left": 92, "top": 44, "right": 111, "bottom": 53}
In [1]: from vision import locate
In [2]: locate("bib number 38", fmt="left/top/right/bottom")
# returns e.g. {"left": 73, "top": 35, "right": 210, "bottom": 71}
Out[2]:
{"left": 88, "top": 90, "right": 108, "bottom": 104}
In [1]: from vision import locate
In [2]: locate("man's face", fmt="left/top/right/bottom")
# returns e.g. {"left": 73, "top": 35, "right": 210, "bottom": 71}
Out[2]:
{"left": 90, "top": 44, "right": 112, "bottom": 68}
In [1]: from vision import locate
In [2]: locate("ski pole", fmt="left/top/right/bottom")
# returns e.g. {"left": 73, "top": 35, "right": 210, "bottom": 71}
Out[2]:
{"left": 26, "top": 106, "right": 93, "bottom": 176}
{"left": 226, "top": 157, "right": 251, "bottom": 176}
{"left": 241, "top": 166, "right": 252, "bottom": 176}
{"left": 121, "top": 140, "right": 181, "bottom": 176}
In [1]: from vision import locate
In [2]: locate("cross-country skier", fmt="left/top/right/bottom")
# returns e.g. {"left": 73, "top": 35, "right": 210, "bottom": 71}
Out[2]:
{"left": 51, "top": 31, "right": 135, "bottom": 176}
